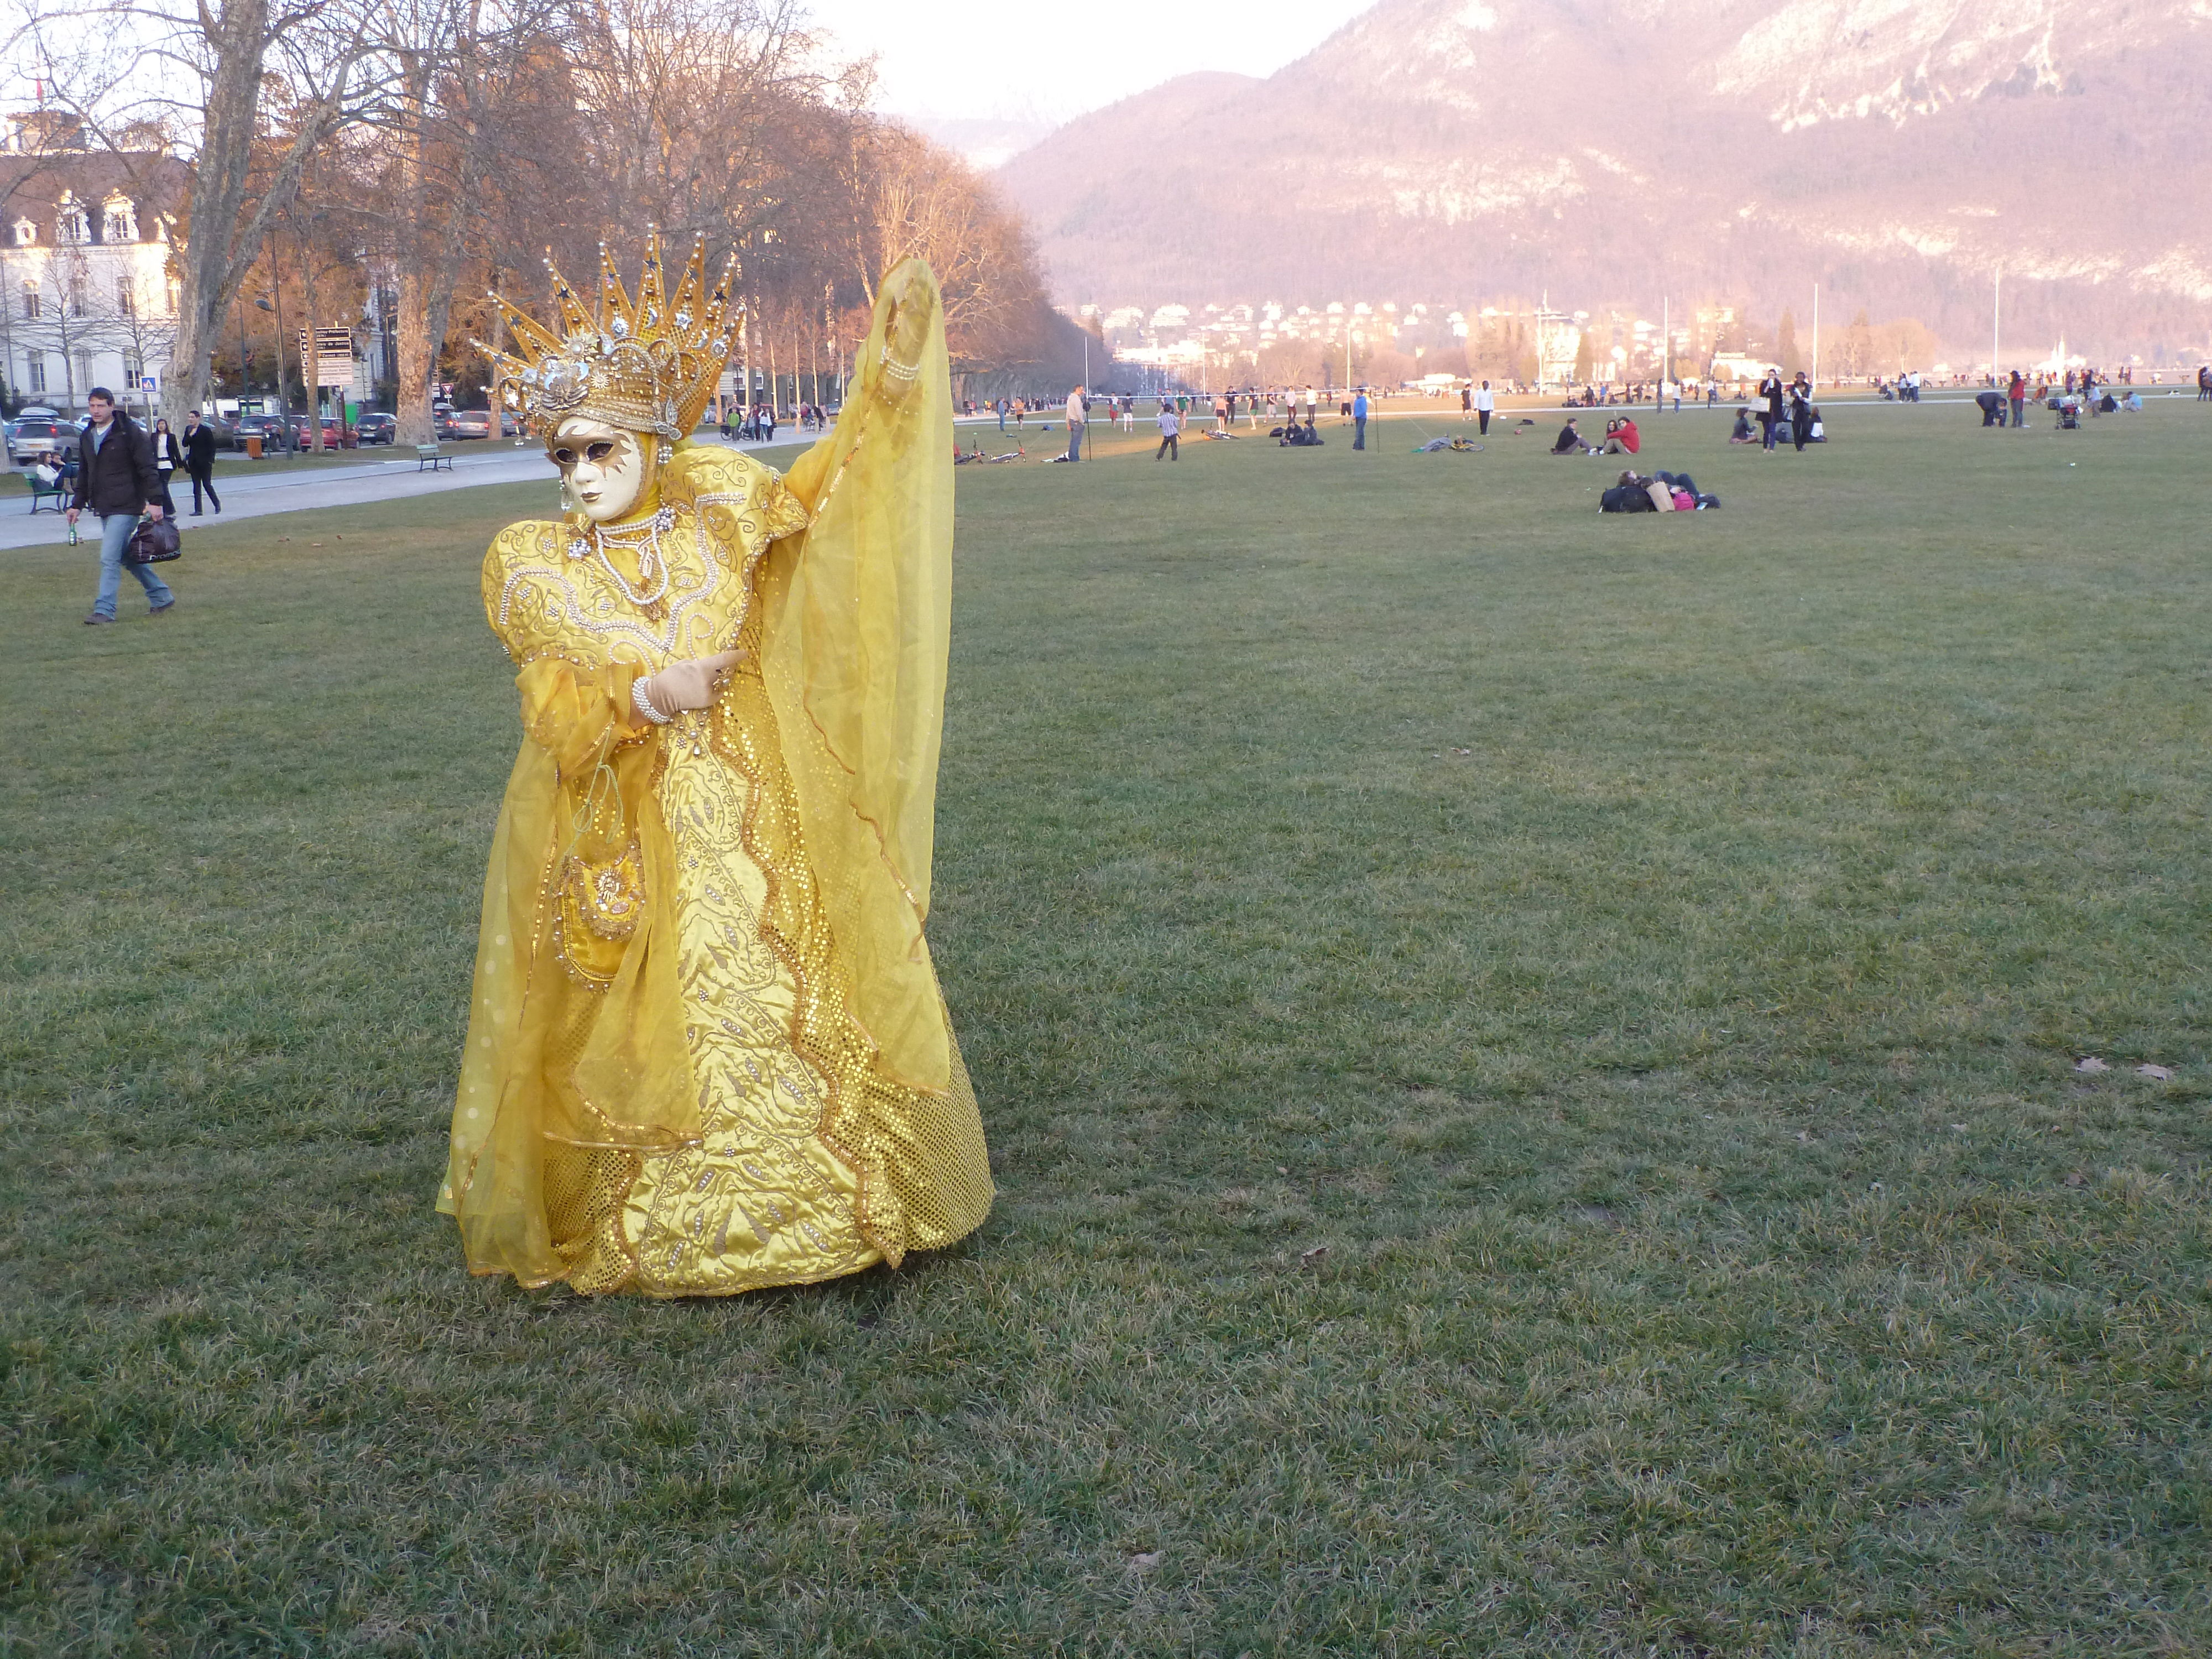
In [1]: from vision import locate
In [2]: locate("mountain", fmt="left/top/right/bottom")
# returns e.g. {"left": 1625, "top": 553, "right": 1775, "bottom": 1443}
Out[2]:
{"left": 996, "top": 0, "right": 2212, "bottom": 358}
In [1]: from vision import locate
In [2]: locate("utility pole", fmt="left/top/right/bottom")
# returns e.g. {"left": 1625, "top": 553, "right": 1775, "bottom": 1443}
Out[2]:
{"left": 1992, "top": 269, "right": 2001, "bottom": 384}
{"left": 265, "top": 226, "right": 292, "bottom": 450}
{"left": 1811, "top": 284, "right": 1819, "bottom": 390}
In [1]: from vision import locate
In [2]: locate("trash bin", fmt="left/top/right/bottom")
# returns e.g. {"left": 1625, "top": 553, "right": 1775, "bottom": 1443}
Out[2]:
{"left": 246, "top": 434, "right": 263, "bottom": 460}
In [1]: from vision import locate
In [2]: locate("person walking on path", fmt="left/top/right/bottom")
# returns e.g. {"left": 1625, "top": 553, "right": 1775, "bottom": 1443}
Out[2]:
{"left": 150, "top": 417, "right": 182, "bottom": 516}
{"left": 68, "top": 387, "right": 170, "bottom": 625}
{"left": 1155, "top": 400, "right": 1180, "bottom": 461}
{"left": 181, "top": 410, "right": 222, "bottom": 514}
{"left": 1352, "top": 387, "right": 1370, "bottom": 450}
{"left": 1475, "top": 379, "right": 1495, "bottom": 436}
{"left": 1064, "top": 384, "right": 1086, "bottom": 461}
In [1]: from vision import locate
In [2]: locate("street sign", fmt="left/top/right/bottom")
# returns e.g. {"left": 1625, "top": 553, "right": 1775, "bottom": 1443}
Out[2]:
{"left": 140, "top": 375, "right": 156, "bottom": 392}
{"left": 297, "top": 326, "right": 355, "bottom": 389}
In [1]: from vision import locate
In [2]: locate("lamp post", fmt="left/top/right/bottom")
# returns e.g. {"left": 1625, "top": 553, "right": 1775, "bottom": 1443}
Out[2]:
{"left": 254, "top": 296, "right": 290, "bottom": 451}
{"left": 1992, "top": 269, "right": 2001, "bottom": 384}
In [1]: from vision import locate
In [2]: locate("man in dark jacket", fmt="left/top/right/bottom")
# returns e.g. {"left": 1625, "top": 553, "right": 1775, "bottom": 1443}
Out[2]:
{"left": 67, "top": 388, "right": 172, "bottom": 625}
{"left": 181, "top": 409, "right": 222, "bottom": 514}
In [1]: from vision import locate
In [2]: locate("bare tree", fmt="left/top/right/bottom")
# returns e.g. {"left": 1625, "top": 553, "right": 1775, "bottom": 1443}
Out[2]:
{"left": 15, "top": 0, "right": 383, "bottom": 422}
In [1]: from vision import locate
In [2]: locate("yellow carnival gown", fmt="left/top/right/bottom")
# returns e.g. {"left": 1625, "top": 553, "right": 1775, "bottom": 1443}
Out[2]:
{"left": 438, "top": 264, "right": 992, "bottom": 1295}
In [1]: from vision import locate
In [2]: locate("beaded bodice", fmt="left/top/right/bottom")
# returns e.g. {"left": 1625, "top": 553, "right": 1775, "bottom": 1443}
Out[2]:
{"left": 484, "top": 451, "right": 808, "bottom": 670}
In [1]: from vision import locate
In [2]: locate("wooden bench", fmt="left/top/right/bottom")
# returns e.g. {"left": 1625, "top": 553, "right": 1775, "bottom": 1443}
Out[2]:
{"left": 416, "top": 444, "right": 452, "bottom": 472}
{"left": 19, "top": 472, "right": 67, "bottom": 513}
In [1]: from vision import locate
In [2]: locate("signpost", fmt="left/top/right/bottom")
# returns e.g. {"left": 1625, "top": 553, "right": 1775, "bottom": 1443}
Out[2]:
{"left": 298, "top": 326, "right": 356, "bottom": 442}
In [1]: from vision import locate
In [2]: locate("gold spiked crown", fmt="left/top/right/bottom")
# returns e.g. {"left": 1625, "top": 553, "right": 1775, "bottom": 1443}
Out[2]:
{"left": 476, "top": 231, "right": 739, "bottom": 440}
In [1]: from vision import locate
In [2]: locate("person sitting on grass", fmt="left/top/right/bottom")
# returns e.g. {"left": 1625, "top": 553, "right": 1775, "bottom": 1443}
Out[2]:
{"left": 1729, "top": 408, "right": 1756, "bottom": 443}
{"left": 1601, "top": 415, "right": 1641, "bottom": 455}
{"left": 1550, "top": 417, "right": 1583, "bottom": 455}
{"left": 1276, "top": 419, "right": 1324, "bottom": 447}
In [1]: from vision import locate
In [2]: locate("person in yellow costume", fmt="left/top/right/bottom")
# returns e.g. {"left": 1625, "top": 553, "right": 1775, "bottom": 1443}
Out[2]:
{"left": 437, "top": 234, "right": 992, "bottom": 1295}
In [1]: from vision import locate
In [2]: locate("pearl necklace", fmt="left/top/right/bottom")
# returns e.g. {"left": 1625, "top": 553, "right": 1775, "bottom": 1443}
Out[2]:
{"left": 569, "top": 504, "right": 679, "bottom": 610}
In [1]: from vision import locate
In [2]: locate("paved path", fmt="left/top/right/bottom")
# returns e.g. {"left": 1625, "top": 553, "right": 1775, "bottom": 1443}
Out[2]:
{"left": 0, "top": 444, "right": 564, "bottom": 552}
{"left": 0, "top": 433, "right": 820, "bottom": 553}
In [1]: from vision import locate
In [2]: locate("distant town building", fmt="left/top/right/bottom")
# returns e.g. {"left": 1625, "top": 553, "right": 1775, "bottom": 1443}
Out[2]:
{"left": 1, "top": 113, "right": 186, "bottom": 414}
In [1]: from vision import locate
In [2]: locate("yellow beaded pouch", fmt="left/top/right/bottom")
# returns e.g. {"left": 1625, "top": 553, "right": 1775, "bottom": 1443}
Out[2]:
{"left": 555, "top": 840, "right": 645, "bottom": 988}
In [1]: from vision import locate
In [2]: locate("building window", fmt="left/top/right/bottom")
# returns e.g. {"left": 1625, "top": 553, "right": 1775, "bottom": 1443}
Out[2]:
{"left": 10, "top": 217, "right": 33, "bottom": 247}
{"left": 102, "top": 197, "right": 137, "bottom": 242}
{"left": 67, "top": 276, "right": 85, "bottom": 316}
{"left": 57, "top": 199, "right": 88, "bottom": 243}
{"left": 20, "top": 280, "right": 38, "bottom": 320}
{"left": 117, "top": 276, "right": 133, "bottom": 315}
{"left": 25, "top": 355, "right": 45, "bottom": 393}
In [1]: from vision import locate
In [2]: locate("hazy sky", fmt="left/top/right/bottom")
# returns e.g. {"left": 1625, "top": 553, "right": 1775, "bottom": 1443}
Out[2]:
{"left": 813, "top": 2, "right": 1372, "bottom": 126}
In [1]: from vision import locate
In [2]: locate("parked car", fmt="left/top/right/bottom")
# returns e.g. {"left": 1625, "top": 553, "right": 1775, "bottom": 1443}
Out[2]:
{"left": 293, "top": 415, "right": 352, "bottom": 448}
{"left": 189, "top": 414, "right": 237, "bottom": 450}
{"left": 354, "top": 411, "right": 396, "bottom": 445}
{"left": 7, "top": 415, "right": 77, "bottom": 466}
{"left": 447, "top": 408, "right": 493, "bottom": 440}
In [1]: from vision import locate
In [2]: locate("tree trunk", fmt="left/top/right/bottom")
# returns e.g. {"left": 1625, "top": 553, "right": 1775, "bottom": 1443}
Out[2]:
{"left": 395, "top": 258, "right": 461, "bottom": 448}
{"left": 396, "top": 266, "right": 437, "bottom": 446}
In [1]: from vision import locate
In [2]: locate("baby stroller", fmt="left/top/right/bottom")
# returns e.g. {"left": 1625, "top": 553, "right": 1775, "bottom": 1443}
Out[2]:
{"left": 2054, "top": 397, "right": 2081, "bottom": 430}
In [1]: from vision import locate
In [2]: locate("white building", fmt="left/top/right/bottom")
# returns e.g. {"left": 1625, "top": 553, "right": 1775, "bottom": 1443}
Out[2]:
{"left": 2, "top": 121, "right": 183, "bottom": 416}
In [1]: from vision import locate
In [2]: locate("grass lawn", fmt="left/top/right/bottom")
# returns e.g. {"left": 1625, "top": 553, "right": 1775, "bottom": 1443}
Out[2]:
{"left": 3, "top": 397, "right": 2208, "bottom": 1655}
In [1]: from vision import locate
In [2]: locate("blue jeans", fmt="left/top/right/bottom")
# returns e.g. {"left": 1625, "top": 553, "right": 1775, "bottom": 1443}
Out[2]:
{"left": 1066, "top": 422, "right": 1083, "bottom": 461}
{"left": 92, "top": 512, "right": 172, "bottom": 619}
{"left": 1353, "top": 417, "right": 1366, "bottom": 448}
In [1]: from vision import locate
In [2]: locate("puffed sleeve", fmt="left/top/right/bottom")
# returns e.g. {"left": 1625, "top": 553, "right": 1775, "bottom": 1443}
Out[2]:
{"left": 481, "top": 520, "right": 655, "bottom": 776}
{"left": 514, "top": 656, "right": 653, "bottom": 776}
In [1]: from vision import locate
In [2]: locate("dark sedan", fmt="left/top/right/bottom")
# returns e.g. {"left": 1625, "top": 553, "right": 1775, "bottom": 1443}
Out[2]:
{"left": 355, "top": 412, "right": 396, "bottom": 445}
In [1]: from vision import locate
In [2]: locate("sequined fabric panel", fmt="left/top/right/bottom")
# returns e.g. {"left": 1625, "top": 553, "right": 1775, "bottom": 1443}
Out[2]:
{"left": 622, "top": 733, "right": 875, "bottom": 1294}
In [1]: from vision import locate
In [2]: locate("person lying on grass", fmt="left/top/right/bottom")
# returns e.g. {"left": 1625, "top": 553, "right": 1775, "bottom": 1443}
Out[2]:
{"left": 1601, "top": 469, "right": 1712, "bottom": 512}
